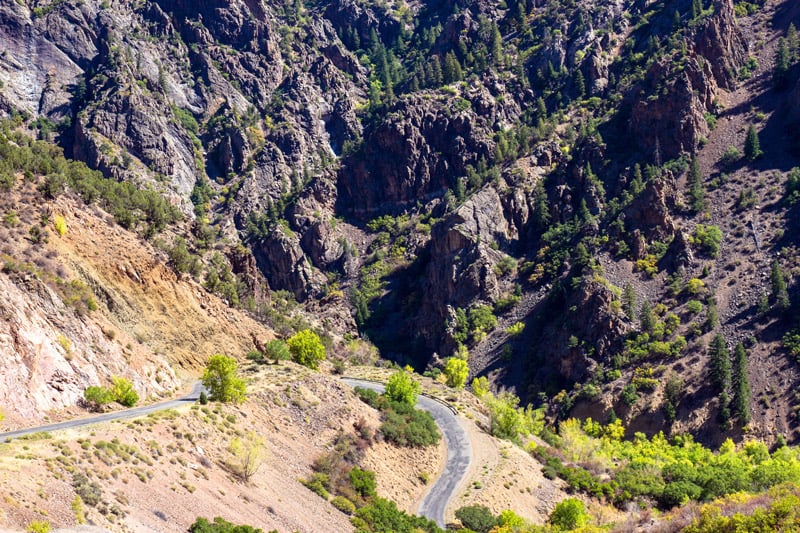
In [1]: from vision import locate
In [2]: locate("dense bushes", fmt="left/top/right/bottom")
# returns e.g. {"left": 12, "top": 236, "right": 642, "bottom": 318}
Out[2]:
{"left": 287, "top": 329, "right": 326, "bottom": 369}
{"left": 532, "top": 419, "right": 800, "bottom": 510}
{"left": 354, "top": 386, "right": 440, "bottom": 448}
{"left": 683, "top": 483, "right": 800, "bottom": 532}
{"left": 454, "top": 504, "right": 498, "bottom": 532}
{"left": 189, "top": 517, "right": 265, "bottom": 533}
{"left": 353, "top": 497, "right": 442, "bottom": 533}
{"left": 82, "top": 376, "right": 138, "bottom": 409}
{"left": 549, "top": 498, "right": 590, "bottom": 530}
{"left": 384, "top": 370, "right": 420, "bottom": 405}
{"left": 0, "top": 126, "right": 180, "bottom": 235}
{"left": 380, "top": 400, "right": 440, "bottom": 447}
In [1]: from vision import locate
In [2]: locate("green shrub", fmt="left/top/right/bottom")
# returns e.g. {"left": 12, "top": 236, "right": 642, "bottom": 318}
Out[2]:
{"left": 549, "top": 498, "right": 589, "bottom": 530}
{"left": 72, "top": 473, "right": 102, "bottom": 507}
{"left": 384, "top": 370, "right": 420, "bottom": 406}
{"left": 686, "top": 300, "right": 703, "bottom": 315}
{"left": 331, "top": 496, "right": 357, "bottom": 515}
{"left": 302, "top": 473, "right": 331, "bottom": 500}
{"left": 507, "top": 321, "right": 525, "bottom": 336}
{"left": 354, "top": 387, "right": 440, "bottom": 448}
{"left": 354, "top": 387, "right": 384, "bottom": 408}
{"left": 349, "top": 467, "right": 377, "bottom": 497}
{"left": 471, "top": 376, "right": 490, "bottom": 398}
{"left": 287, "top": 330, "right": 326, "bottom": 369}
{"left": 380, "top": 402, "right": 440, "bottom": 447}
{"left": 263, "top": 339, "right": 291, "bottom": 362}
{"left": 691, "top": 225, "right": 723, "bottom": 257}
{"left": 783, "top": 329, "right": 800, "bottom": 361}
{"left": 469, "top": 305, "right": 498, "bottom": 335}
{"left": 188, "top": 516, "right": 263, "bottom": 533}
{"left": 455, "top": 505, "right": 498, "bottom": 533}
{"left": 443, "top": 357, "right": 468, "bottom": 388}
{"left": 26, "top": 521, "right": 51, "bottom": 533}
{"left": 720, "top": 145, "right": 741, "bottom": 167}
{"left": 110, "top": 376, "right": 139, "bottom": 407}
{"left": 84, "top": 386, "right": 113, "bottom": 408}
{"left": 621, "top": 383, "right": 639, "bottom": 406}
{"left": 354, "top": 497, "right": 442, "bottom": 533}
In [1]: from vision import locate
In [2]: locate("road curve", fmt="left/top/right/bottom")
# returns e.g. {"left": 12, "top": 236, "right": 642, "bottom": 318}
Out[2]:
{"left": 341, "top": 378, "right": 472, "bottom": 528}
{"left": 0, "top": 382, "right": 206, "bottom": 441}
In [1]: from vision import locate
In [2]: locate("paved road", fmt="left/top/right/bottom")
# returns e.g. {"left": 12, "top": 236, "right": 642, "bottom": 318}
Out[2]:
{"left": 0, "top": 382, "right": 206, "bottom": 441}
{"left": 341, "top": 378, "right": 472, "bottom": 528}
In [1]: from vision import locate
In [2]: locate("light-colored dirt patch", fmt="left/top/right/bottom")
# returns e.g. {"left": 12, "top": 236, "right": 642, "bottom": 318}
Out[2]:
{"left": 362, "top": 438, "right": 446, "bottom": 514}
{"left": 449, "top": 421, "right": 568, "bottom": 525}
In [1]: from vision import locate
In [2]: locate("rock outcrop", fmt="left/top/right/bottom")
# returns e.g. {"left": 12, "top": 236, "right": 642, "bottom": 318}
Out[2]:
{"left": 628, "top": 0, "right": 744, "bottom": 160}
{"left": 629, "top": 56, "right": 718, "bottom": 161}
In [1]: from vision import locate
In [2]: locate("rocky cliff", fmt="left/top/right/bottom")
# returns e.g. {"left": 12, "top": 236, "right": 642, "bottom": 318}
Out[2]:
{"left": 1, "top": 0, "right": 800, "bottom": 445}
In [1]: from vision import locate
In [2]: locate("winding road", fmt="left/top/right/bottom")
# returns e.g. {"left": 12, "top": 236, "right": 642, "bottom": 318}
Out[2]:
{"left": 0, "top": 382, "right": 206, "bottom": 441}
{"left": 341, "top": 378, "right": 472, "bottom": 528}
{"left": 0, "top": 378, "right": 472, "bottom": 527}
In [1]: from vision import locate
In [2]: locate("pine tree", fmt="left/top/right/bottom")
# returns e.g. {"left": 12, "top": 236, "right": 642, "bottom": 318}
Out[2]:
{"left": 574, "top": 242, "right": 590, "bottom": 269}
{"left": 630, "top": 163, "right": 644, "bottom": 196}
{"left": 491, "top": 22, "right": 503, "bottom": 67}
{"left": 640, "top": 300, "right": 655, "bottom": 333}
{"left": 732, "top": 342, "right": 751, "bottom": 424}
{"left": 708, "top": 333, "right": 730, "bottom": 393}
{"left": 691, "top": 0, "right": 702, "bottom": 19}
{"left": 443, "top": 52, "right": 463, "bottom": 83}
{"left": 688, "top": 155, "right": 705, "bottom": 212}
{"left": 771, "top": 259, "right": 791, "bottom": 310}
{"left": 536, "top": 97, "right": 547, "bottom": 119}
{"left": 672, "top": 10, "right": 681, "bottom": 30}
{"left": 718, "top": 391, "right": 731, "bottom": 426}
{"left": 623, "top": 283, "right": 637, "bottom": 321}
{"left": 704, "top": 297, "right": 718, "bottom": 331}
{"left": 574, "top": 69, "right": 586, "bottom": 99}
{"left": 775, "top": 37, "right": 791, "bottom": 88}
{"left": 788, "top": 23, "right": 799, "bottom": 61}
{"left": 744, "top": 124, "right": 762, "bottom": 161}
{"left": 758, "top": 292, "right": 769, "bottom": 315}
{"left": 429, "top": 56, "right": 443, "bottom": 86}
{"left": 532, "top": 182, "right": 550, "bottom": 230}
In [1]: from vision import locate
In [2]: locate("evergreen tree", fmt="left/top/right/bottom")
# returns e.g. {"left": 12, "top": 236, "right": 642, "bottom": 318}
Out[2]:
{"left": 718, "top": 391, "right": 731, "bottom": 426}
{"left": 630, "top": 163, "right": 644, "bottom": 196}
{"left": 623, "top": 283, "right": 637, "bottom": 321}
{"left": 688, "top": 155, "right": 705, "bottom": 212}
{"left": 775, "top": 37, "right": 791, "bottom": 88}
{"left": 574, "top": 242, "right": 590, "bottom": 270}
{"left": 491, "top": 22, "right": 503, "bottom": 67}
{"left": 574, "top": 69, "right": 586, "bottom": 98}
{"left": 788, "top": 23, "right": 799, "bottom": 61}
{"left": 640, "top": 300, "right": 655, "bottom": 333}
{"left": 771, "top": 259, "right": 791, "bottom": 310}
{"left": 672, "top": 10, "right": 682, "bottom": 30}
{"left": 708, "top": 333, "right": 730, "bottom": 393}
{"left": 536, "top": 97, "right": 547, "bottom": 119}
{"left": 704, "top": 298, "right": 718, "bottom": 331}
{"left": 429, "top": 56, "right": 443, "bottom": 86}
{"left": 691, "top": 0, "right": 702, "bottom": 19}
{"left": 732, "top": 342, "right": 751, "bottom": 424}
{"left": 443, "top": 52, "right": 463, "bottom": 83}
{"left": 744, "top": 124, "right": 762, "bottom": 161}
{"left": 532, "top": 182, "right": 550, "bottom": 230}
{"left": 368, "top": 80, "right": 382, "bottom": 108}
{"left": 758, "top": 292, "right": 769, "bottom": 315}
